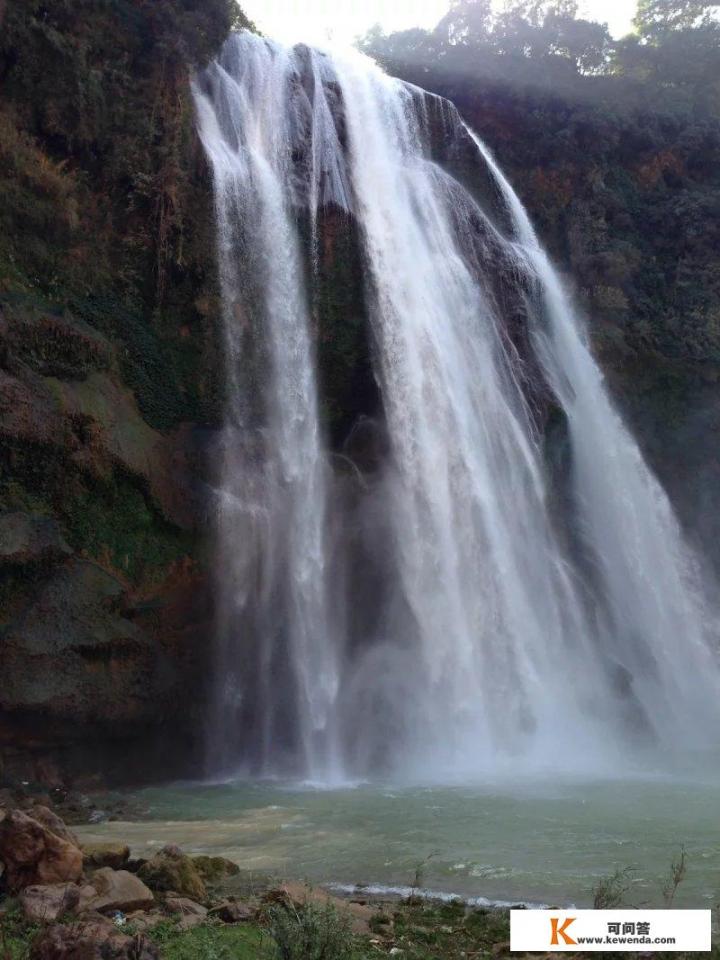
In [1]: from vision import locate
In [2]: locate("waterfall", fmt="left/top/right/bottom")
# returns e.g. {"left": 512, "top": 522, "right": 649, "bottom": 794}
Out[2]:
{"left": 193, "top": 32, "right": 720, "bottom": 781}
{"left": 192, "top": 38, "right": 341, "bottom": 777}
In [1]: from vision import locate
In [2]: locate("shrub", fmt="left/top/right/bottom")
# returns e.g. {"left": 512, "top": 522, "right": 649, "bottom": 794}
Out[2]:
{"left": 266, "top": 901, "right": 353, "bottom": 960}
{"left": 592, "top": 866, "right": 635, "bottom": 909}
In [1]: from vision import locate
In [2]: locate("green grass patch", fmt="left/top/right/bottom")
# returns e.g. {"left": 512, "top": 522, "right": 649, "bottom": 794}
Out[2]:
{"left": 147, "top": 920, "right": 265, "bottom": 960}
{"left": 0, "top": 902, "right": 41, "bottom": 960}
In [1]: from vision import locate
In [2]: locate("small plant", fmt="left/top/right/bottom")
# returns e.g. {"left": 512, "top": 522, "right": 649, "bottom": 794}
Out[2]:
{"left": 266, "top": 900, "right": 353, "bottom": 960}
{"left": 408, "top": 852, "right": 438, "bottom": 903}
{"left": 1, "top": 919, "right": 11, "bottom": 960}
{"left": 661, "top": 846, "right": 687, "bottom": 907}
{"left": 592, "top": 866, "right": 635, "bottom": 909}
{"left": 368, "top": 912, "right": 392, "bottom": 934}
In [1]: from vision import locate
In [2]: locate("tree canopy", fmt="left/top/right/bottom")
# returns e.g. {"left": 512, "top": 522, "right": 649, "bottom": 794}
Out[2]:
{"left": 359, "top": 0, "right": 720, "bottom": 113}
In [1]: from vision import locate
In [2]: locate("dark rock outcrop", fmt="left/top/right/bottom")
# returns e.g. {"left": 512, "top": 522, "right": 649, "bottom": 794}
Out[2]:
{"left": 0, "top": 514, "right": 71, "bottom": 566}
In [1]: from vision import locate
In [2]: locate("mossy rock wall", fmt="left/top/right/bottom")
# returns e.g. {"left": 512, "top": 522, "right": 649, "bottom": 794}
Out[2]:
{"left": 0, "top": 0, "right": 258, "bottom": 785}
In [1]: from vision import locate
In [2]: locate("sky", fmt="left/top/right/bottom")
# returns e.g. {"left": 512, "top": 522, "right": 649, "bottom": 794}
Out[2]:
{"left": 240, "top": 0, "right": 637, "bottom": 47}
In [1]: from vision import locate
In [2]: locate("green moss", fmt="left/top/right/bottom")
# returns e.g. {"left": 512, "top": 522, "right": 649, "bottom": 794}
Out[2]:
{"left": 61, "top": 470, "right": 192, "bottom": 585}
{"left": 137, "top": 852, "right": 207, "bottom": 901}
{"left": 0, "top": 441, "right": 69, "bottom": 523}
{"left": 65, "top": 294, "right": 222, "bottom": 430}
{"left": 193, "top": 856, "right": 241, "bottom": 884}
{"left": 0, "top": 478, "right": 54, "bottom": 518}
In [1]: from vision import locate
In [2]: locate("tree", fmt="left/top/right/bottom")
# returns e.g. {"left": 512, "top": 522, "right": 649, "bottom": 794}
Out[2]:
{"left": 492, "top": 0, "right": 611, "bottom": 70}
{"left": 543, "top": 12, "right": 613, "bottom": 72}
{"left": 434, "top": 0, "right": 494, "bottom": 47}
{"left": 357, "top": 25, "right": 439, "bottom": 64}
{"left": 358, "top": 0, "right": 717, "bottom": 104}
{"left": 614, "top": 0, "right": 720, "bottom": 100}
{"left": 633, "top": 0, "right": 719, "bottom": 39}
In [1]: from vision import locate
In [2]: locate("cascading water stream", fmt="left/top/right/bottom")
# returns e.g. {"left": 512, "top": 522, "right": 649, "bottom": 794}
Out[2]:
{"left": 192, "top": 39, "right": 343, "bottom": 778}
{"left": 473, "top": 139, "right": 720, "bottom": 751}
{"left": 193, "top": 32, "right": 720, "bottom": 781}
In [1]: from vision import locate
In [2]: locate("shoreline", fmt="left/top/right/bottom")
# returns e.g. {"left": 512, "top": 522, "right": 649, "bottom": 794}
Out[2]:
{"left": 2, "top": 799, "right": 715, "bottom": 959}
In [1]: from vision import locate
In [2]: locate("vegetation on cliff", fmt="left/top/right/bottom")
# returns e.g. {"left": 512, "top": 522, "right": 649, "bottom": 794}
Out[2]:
{"left": 0, "top": 0, "right": 256, "bottom": 424}
{"left": 0, "top": 0, "right": 252, "bottom": 783}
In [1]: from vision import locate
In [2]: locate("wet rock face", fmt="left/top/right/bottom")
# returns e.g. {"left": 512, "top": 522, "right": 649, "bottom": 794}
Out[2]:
{"left": 1, "top": 560, "right": 158, "bottom": 726}
{"left": 414, "top": 88, "right": 514, "bottom": 238}
{"left": 0, "top": 514, "right": 72, "bottom": 566}
{"left": 0, "top": 303, "right": 216, "bottom": 785}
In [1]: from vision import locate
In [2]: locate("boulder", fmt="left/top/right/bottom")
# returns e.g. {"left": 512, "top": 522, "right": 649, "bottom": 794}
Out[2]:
{"left": 0, "top": 809, "right": 83, "bottom": 892}
{"left": 192, "top": 854, "right": 240, "bottom": 883}
{"left": 165, "top": 895, "right": 207, "bottom": 930}
{"left": 83, "top": 868, "right": 154, "bottom": 913}
{"left": 19, "top": 882, "right": 81, "bottom": 922}
{"left": 27, "top": 805, "right": 79, "bottom": 846}
{"left": 77, "top": 883, "right": 99, "bottom": 912}
{"left": 137, "top": 849, "right": 206, "bottom": 901}
{"left": 29, "top": 920, "right": 159, "bottom": 960}
{"left": 126, "top": 910, "right": 167, "bottom": 932}
{"left": 83, "top": 842, "right": 130, "bottom": 870}
{"left": 215, "top": 900, "right": 255, "bottom": 923}
{"left": 165, "top": 895, "right": 207, "bottom": 917}
{"left": 160, "top": 844, "right": 183, "bottom": 858}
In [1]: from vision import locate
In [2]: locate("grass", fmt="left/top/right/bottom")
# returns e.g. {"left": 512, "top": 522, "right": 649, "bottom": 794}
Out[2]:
{"left": 0, "top": 897, "right": 512, "bottom": 960}
{"left": 266, "top": 901, "right": 352, "bottom": 960}
{"left": 662, "top": 846, "right": 688, "bottom": 908}
{"left": 383, "top": 898, "right": 511, "bottom": 960}
{"left": 3, "top": 898, "right": 720, "bottom": 960}
{"left": 0, "top": 904, "right": 40, "bottom": 960}
{"left": 147, "top": 920, "right": 264, "bottom": 960}
{"left": 0, "top": 855, "right": 713, "bottom": 960}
